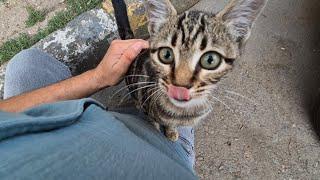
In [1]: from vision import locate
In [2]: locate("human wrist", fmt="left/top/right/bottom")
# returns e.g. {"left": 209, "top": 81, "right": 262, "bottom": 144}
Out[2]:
{"left": 89, "top": 68, "right": 110, "bottom": 90}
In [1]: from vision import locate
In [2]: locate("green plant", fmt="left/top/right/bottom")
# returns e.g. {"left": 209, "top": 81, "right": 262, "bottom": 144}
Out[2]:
{"left": 25, "top": 6, "right": 46, "bottom": 27}
{"left": 0, "top": 0, "right": 103, "bottom": 64}
{"left": 0, "top": 34, "right": 33, "bottom": 64}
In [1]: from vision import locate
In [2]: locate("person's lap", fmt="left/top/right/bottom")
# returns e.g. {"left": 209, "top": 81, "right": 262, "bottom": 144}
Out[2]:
{"left": 0, "top": 98, "right": 197, "bottom": 179}
{"left": 3, "top": 48, "right": 195, "bottom": 167}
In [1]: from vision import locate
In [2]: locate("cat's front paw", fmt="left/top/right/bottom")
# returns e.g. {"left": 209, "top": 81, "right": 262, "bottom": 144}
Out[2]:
{"left": 165, "top": 128, "right": 179, "bottom": 142}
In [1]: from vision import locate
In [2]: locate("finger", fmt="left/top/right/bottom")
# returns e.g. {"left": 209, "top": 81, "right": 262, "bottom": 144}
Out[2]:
{"left": 138, "top": 40, "right": 149, "bottom": 49}
{"left": 121, "top": 41, "right": 148, "bottom": 65}
{"left": 117, "top": 41, "right": 148, "bottom": 52}
{"left": 112, "top": 39, "right": 148, "bottom": 49}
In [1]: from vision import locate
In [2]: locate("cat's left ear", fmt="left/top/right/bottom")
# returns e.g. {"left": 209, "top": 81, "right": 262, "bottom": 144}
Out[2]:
{"left": 145, "top": 0, "right": 177, "bottom": 35}
{"left": 217, "top": 0, "right": 267, "bottom": 43}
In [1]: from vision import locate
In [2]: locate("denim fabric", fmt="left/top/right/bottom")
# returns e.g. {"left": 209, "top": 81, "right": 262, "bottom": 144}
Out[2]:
{"left": 0, "top": 99, "right": 197, "bottom": 180}
{"left": 1, "top": 48, "right": 197, "bottom": 179}
{"left": 4, "top": 48, "right": 72, "bottom": 99}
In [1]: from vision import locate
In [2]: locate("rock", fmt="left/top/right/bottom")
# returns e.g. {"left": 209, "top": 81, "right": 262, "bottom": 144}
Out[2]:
{"left": 33, "top": 8, "right": 119, "bottom": 75}
{"left": 0, "top": 63, "right": 7, "bottom": 100}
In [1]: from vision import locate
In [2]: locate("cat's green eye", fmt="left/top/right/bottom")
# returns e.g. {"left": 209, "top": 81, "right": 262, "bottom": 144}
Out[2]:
{"left": 200, "top": 52, "right": 222, "bottom": 70}
{"left": 158, "top": 47, "right": 174, "bottom": 64}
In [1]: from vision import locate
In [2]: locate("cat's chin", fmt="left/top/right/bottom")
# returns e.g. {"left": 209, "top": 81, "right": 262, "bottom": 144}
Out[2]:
{"left": 168, "top": 96, "right": 206, "bottom": 109}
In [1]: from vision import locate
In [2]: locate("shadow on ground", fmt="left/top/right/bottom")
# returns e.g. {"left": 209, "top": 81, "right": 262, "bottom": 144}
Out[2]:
{"left": 192, "top": 0, "right": 320, "bottom": 179}
{"left": 299, "top": 0, "right": 320, "bottom": 140}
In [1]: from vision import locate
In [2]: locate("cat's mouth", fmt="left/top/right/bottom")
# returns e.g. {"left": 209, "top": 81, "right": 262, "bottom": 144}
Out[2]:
{"left": 160, "top": 80, "right": 208, "bottom": 108}
{"left": 165, "top": 86, "right": 206, "bottom": 109}
{"left": 166, "top": 85, "right": 205, "bottom": 108}
{"left": 167, "top": 85, "right": 191, "bottom": 102}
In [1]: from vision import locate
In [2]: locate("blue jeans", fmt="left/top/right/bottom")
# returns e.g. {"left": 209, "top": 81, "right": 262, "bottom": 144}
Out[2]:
{"left": 3, "top": 48, "right": 195, "bottom": 167}
{"left": 4, "top": 49, "right": 72, "bottom": 99}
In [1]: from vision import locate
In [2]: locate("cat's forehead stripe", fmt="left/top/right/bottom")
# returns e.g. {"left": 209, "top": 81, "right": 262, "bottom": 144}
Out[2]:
{"left": 175, "top": 11, "right": 209, "bottom": 49}
{"left": 190, "top": 15, "right": 206, "bottom": 43}
{"left": 200, "top": 36, "right": 208, "bottom": 50}
{"left": 177, "top": 12, "right": 187, "bottom": 28}
{"left": 171, "top": 33, "right": 178, "bottom": 47}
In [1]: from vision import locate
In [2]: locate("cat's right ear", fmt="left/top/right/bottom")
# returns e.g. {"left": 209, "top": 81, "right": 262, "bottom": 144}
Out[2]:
{"left": 145, "top": 0, "right": 177, "bottom": 35}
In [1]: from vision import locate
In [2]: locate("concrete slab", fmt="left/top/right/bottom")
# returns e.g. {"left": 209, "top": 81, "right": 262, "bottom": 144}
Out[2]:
{"left": 191, "top": 0, "right": 320, "bottom": 179}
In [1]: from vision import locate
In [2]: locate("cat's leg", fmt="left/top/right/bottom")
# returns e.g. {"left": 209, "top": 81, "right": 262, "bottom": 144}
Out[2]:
{"left": 151, "top": 121, "right": 161, "bottom": 132}
{"left": 165, "top": 126, "right": 179, "bottom": 142}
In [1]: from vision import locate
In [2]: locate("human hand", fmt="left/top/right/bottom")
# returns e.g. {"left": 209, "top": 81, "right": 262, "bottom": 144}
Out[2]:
{"left": 93, "top": 39, "right": 149, "bottom": 88}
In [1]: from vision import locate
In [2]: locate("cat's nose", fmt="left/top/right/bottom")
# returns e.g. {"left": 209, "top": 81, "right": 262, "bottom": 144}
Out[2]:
{"left": 172, "top": 83, "right": 192, "bottom": 89}
{"left": 167, "top": 85, "right": 191, "bottom": 101}
{"left": 171, "top": 77, "right": 193, "bottom": 89}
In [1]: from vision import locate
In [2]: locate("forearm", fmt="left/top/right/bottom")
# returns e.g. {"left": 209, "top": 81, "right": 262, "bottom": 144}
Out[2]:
{"left": 0, "top": 39, "right": 149, "bottom": 113}
{"left": 0, "top": 69, "right": 105, "bottom": 113}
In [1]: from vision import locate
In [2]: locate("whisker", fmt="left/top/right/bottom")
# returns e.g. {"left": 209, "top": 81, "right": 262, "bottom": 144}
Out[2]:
{"left": 110, "top": 81, "right": 156, "bottom": 100}
{"left": 141, "top": 89, "right": 162, "bottom": 108}
{"left": 119, "top": 84, "right": 157, "bottom": 104}
{"left": 224, "top": 96, "right": 243, "bottom": 106}
{"left": 222, "top": 95, "right": 256, "bottom": 116}
{"left": 196, "top": 85, "right": 217, "bottom": 92}
{"left": 149, "top": 92, "right": 164, "bottom": 114}
{"left": 204, "top": 99, "right": 214, "bottom": 112}
{"left": 140, "top": 86, "right": 160, "bottom": 104}
{"left": 122, "top": 75, "right": 151, "bottom": 84}
{"left": 140, "top": 86, "right": 161, "bottom": 110}
{"left": 206, "top": 94, "right": 245, "bottom": 125}
{"left": 146, "top": 86, "right": 159, "bottom": 93}
{"left": 148, "top": 90, "right": 163, "bottom": 110}
{"left": 224, "top": 90, "right": 258, "bottom": 106}
{"left": 124, "top": 75, "right": 150, "bottom": 79}
{"left": 193, "top": 88, "right": 250, "bottom": 115}
{"left": 214, "top": 93, "right": 248, "bottom": 115}
{"left": 209, "top": 94, "right": 233, "bottom": 112}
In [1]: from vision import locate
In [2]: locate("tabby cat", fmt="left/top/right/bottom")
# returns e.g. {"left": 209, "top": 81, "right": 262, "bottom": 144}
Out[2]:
{"left": 126, "top": 0, "right": 267, "bottom": 141}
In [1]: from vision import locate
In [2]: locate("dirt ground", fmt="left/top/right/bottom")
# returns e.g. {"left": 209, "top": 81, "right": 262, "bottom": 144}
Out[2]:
{"left": 0, "top": 0, "right": 65, "bottom": 46}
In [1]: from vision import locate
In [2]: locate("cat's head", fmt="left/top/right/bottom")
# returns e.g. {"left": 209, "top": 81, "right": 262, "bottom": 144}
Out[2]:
{"left": 145, "top": 0, "right": 266, "bottom": 109}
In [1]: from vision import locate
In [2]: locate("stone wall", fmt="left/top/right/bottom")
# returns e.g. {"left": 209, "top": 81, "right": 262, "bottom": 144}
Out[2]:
{"left": 0, "top": 63, "right": 7, "bottom": 99}
{"left": 33, "top": 8, "right": 119, "bottom": 75}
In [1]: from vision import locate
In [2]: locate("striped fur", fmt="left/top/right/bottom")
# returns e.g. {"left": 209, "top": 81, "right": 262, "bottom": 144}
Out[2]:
{"left": 126, "top": 0, "right": 267, "bottom": 141}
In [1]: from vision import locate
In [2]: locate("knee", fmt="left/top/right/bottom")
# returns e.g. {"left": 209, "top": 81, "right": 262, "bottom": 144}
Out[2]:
{"left": 4, "top": 48, "right": 72, "bottom": 99}
{"left": 4, "top": 49, "right": 45, "bottom": 99}
{"left": 5, "top": 49, "right": 42, "bottom": 76}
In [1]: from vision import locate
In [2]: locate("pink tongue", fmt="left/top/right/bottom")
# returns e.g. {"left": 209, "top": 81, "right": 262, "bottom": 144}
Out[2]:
{"left": 168, "top": 85, "right": 190, "bottom": 101}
